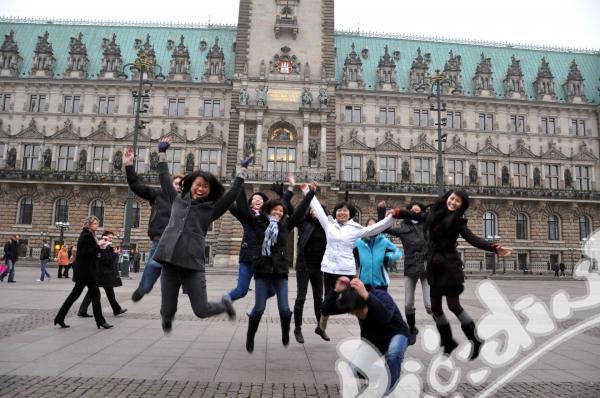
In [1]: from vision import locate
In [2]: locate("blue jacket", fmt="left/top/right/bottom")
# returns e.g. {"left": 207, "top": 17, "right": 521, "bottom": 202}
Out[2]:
{"left": 354, "top": 234, "right": 402, "bottom": 288}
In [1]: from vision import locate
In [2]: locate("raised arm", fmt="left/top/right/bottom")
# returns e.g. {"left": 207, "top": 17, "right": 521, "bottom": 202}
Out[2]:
{"left": 124, "top": 148, "right": 157, "bottom": 202}
{"left": 359, "top": 215, "right": 395, "bottom": 239}
{"left": 157, "top": 137, "right": 177, "bottom": 203}
{"left": 377, "top": 201, "right": 406, "bottom": 238}
{"left": 231, "top": 188, "right": 256, "bottom": 225}
{"left": 287, "top": 187, "right": 315, "bottom": 229}
{"left": 458, "top": 222, "right": 497, "bottom": 252}
{"left": 210, "top": 155, "right": 253, "bottom": 221}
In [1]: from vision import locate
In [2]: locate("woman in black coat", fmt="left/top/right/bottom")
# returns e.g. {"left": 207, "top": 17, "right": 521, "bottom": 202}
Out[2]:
{"left": 54, "top": 216, "right": 112, "bottom": 329}
{"left": 239, "top": 183, "right": 315, "bottom": 353}
{"left": 391, "top": 190, "right": 511, "bottom": 359}
{"left": 153, "top": 137, "right": 251, "bottom": 333}
{"left": 77, "top": 230, "right": 127, "bottom": 317}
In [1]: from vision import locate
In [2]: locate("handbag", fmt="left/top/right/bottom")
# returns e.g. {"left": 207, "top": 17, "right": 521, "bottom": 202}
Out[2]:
{"left": 0, "top": 263, "right": 7, "bottom": 274}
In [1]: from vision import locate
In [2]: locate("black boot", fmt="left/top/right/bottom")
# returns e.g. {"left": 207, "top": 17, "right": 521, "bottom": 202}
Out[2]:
{"left": 436, "top": 323, "right": 458, "bottom": 355}
{"left": 406, "top": 313, "right": 418, "bottom": 346}
{"left": 246, "top": 314, "right": 262, "bottom": 353}
{"left": 280, "top": 311, "right": 292, "bottom": 347}
{"left": 461, "top": 321, "right": 482, "bottom": 360}
{"left": 293, "top": 308, "right": 304, "bottom": 343}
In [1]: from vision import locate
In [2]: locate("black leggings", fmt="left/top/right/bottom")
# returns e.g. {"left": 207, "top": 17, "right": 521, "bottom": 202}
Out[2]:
{"left": 55, "top": 281, "right": 106, "bottom": 326}
{"left": 79, "top": 286, "right": 122, "bottom": 315}
{"left": 431, "top": 295, "right": 464, "bottom": 317}
{"left": 294, "top": 269, "right": 323, "bottom": 326}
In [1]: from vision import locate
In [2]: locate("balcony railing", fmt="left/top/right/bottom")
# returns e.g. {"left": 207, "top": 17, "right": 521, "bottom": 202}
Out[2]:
{"left": 0, "top": 169, "right": 158, "bottom": 185}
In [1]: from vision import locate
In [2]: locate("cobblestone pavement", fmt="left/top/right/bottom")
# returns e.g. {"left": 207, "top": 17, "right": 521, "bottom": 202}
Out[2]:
{"left": 0, "top": 267, "right": 599, "bottom": 397}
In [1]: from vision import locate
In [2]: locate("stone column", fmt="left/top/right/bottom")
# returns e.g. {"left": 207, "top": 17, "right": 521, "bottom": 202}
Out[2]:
{"left": 320, "top": 113, "right": 327, "bottom": 169}
{"left": 237, "top": 111, "right": 246, "bottom": 161}
{"left": 256, "top": 112, "right": 265, "bottom": 169}
{"left": 302, "top": 118, "right": 309, "bottom": 169}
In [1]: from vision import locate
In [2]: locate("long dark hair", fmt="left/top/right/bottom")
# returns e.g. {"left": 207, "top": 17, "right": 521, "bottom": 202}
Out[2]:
{"left": 424, "top": 189, "right": 470, "bottom": 235}
{"left": 180, "top": 170, "right": 224, "bottom": 201}
{"left": 262, "top": 198, "right": 287, "bottom": 217}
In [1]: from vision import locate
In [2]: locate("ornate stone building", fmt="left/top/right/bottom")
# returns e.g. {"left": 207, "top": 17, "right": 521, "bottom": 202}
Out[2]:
{"left": 0, "top": 0, "right": 599, "bottom": 271}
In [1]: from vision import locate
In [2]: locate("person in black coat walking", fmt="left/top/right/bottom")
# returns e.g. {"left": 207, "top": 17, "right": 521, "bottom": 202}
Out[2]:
{"left": 77, "top": 230, "right": 127, "bottom": 317}
{"left": 239, "top": 182, "right": 316, "bottom": 353}
{"left": 153, "top": 137, "right": 251, "bottom": 333}
{"left": 37, "top": 240, "right": 52, "bottom": 282}
{"left": 390, "top": 190, "right": 512, "bottom": 359}
{"left": 124, "top": 147, "right": 183, "bottom": 302}
{"left": 1, "top": 234, "right": 19, "bottom": 283}
{"left": 377, "top": 201, "right": 431, "bottom": 346}
{"left": 54, "top": 216, "right": 112, "bottom": 329}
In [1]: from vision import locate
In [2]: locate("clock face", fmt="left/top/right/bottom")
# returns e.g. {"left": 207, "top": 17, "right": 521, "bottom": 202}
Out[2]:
{"left": 279, "top": 60, "right": 291, "bottom": 74}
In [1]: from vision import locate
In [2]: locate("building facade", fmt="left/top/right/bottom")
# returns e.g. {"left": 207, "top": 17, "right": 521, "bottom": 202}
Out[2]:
{"left": 0, "top": 0, "right": 599, "bottom": 270}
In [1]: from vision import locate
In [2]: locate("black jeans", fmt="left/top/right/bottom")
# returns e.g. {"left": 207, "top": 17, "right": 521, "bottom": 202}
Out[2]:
{"left": 79, "top": 286, "right": 122, "bottom": 315}
{"left": 160, "top": 264, "right": 227, "bottom": 321}
{"left": 294, "top": 269, "right": 323, "bottom": 328}
{"left": 55, "top": 282, "right": 106, "bottom": 326}
{"left": 58, "top": 265, "right": 71, "bottom": 278}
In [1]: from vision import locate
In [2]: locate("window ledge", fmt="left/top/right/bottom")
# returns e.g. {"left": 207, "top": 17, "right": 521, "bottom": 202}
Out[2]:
{"left": 547, "top": 240, "right": 565, "bottom": 244}
{"left": 13, "top": 224, "right": 33, "bottom": 229}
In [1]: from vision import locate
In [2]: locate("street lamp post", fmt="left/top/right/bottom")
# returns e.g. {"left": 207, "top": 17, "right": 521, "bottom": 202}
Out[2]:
{"left": 427, "top": 70, "right": 449, "bottom": 196}
{"left": 487, "top": 235, "right": 501, "bottom": 274}
{"left": 54, "top": 221, "right": 70, "bottom": 247}
{"left": 118, "top": 53, "right": 165, "bottom": 278}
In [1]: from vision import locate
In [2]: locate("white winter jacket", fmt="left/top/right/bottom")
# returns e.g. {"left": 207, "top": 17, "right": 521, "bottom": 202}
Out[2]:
{"left": 309, "top": 196, "right": 395, "bottom": 276}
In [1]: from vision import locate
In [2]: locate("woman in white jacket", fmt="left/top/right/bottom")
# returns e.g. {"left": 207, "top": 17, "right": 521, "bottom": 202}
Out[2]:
{"left": 309, "top": 186, "right": 396, "bottom": 340}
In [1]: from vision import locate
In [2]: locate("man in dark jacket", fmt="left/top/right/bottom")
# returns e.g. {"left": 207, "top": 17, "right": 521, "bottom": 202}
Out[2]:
{"left": 1, "top": 234, "right": 20, "bottom": 283}
{"left": 322, "top": 276, "right": 409, "bottom": 394}
{"left": 37, "top": 240, "right": 52, "bottom": 282}
{"left": 124, "top": 148, "right": 182, "bottom": 302}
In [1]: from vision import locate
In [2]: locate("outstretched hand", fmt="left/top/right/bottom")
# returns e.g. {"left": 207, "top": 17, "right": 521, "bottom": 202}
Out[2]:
{"left": 158, "top": 137, "right": 172, "bottom": 153}
{"left": 124, "top": 148, "right": 135, "bottom": 166}
{"left": 496, "top": 245, "right": 513, "bottom": 256}
{"left": 287, "top": 173, "right": 296, "bottom": 187}
{"left": 377, "top": 200, "right": 386, "bottom": 209}
{"left": 240, "top": 153, "right": 254, "bottom": 168}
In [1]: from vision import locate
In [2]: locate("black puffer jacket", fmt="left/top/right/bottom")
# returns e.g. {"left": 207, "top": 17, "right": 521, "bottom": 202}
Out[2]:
{"left": 96, "top": 246, "right": 121, "bottom": 288}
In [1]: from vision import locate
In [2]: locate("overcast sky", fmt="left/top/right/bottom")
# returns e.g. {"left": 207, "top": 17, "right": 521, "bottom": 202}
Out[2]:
{"left": 1, "top": 0, "right": 599, "bottom": 49}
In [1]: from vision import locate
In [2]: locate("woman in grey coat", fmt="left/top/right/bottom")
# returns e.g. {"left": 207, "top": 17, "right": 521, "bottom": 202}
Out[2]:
{"left": 153, "top": 137, "right": 252, "bottom": 333}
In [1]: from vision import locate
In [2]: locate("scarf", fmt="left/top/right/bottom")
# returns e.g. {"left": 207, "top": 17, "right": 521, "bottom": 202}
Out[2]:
{"left": 262, "top": 215, "right": 280, "bottom": 256}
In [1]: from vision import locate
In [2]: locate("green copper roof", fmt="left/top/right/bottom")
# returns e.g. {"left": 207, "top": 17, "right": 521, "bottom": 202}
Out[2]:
{"left": 0, "top": 18, "right": 237, "bottom": 80}
{"left": 335, "top": 31, "right": 600, "bottom": 104}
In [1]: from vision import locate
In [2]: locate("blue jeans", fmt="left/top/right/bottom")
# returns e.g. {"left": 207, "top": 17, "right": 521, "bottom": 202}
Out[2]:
{"left": 40, "top": 259, "right": 51, "bottom": 281}
{"left": 250, "top": 277, "right": 291, "bottom": 318}
{"left": 1, "top": 259, "right": 16, "bottom": 282}
{"left": 385, "top": 334, "right": 409, "bottom": 392}
{"left": 137, "top": 240, "right": 162, "bottom": 294}
{"left": 228, "top": 262, "right": 276, "bottom": 301}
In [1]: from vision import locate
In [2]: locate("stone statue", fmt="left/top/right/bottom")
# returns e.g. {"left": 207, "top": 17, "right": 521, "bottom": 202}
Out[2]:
{"left": 366, "top": 159, "right": 376, "bottom": 180}
{"left": 301, "top": 88, "right": 313, "bottom": 106}
{"left": 185, "top": 152, "right": 195, "bottom": 172}
{"left": 309, "top": 140, "right": 319, "bottom": 163}
{"left": 256, "top": 86, "right": 268, "bottom": 107}
{"left": 42, "top": 148, "right": 52, "bottom": 169}
{"left": 318, "top": 88, "right": 328, "bottom": 107}
{"left": 149, "top": 151, "right": 159, "bottom": 171}
{"left": 78, "top": 149, "right": 87, "bottom": 171}
{"left": 259, "top": 59, "right": 266, "bottom": 77}
{"left": 6, "top": 147, "right": 16, "bottom": 168}
{"left": 113, "top": 151, "right": 123, "bottom": 171}
{"left": 501, "top": 166, "right": 509, "bottom": 186}
{"left": 401, "top": 161, "right": 410, "bottom": 182}
{"left": 238, "top": 88, "right": 249, "bottom": 105}
{"left": 469, "top": 164, "right": 478, "bottom": 185}
{"left": 564, "top": 169, "right": 573, "bottom": 188}
{"left": 533, "top": 167, "right": 541, "bottom": 187}
{"left": 244, "top": 138, "right": 256, "bottom": 158}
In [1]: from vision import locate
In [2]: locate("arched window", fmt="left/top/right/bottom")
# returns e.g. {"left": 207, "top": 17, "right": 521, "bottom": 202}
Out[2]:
{"left": 483, "top": 212, "right": 497, "bottom": 239}
{"left": 516, "top": 213, "right": 529, "bottom": 240}
{"left": 53, "top": 198, "right": 69, "bottom": 224}
{"left": 131, "top": 200, "right": 141, "bottom": 229}
{"left": 579, "top": 215, "right": 591, "bottom": 241}
{"left": 90, "top": 199, "right": 105, "bottom": 227}
{"left": 267, "top": 122, "right": 297, "bottom": 179}
{"left": 548, "top": 215, "right": 560, "bottom": 241}
{"left": 17, "top": 196, "right": 33, "bottom": 225}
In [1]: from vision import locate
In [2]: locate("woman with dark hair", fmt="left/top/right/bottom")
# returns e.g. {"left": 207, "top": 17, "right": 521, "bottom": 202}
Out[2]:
{"left": 153, "top": 137, "right": 252, "bottom": 333}
{"left": 377, "top": 200, "right": 431, "bottom": 346}
{"left": 238, "top": 183, "right": 316, "bottom": 353}
{"left": 309, "top": 192, "right": 397, "bottom": 341}
{"left": 390, "top": 190, "right": 512, "bottom": 359}
{"left": 54, "top": 216, "right": 112, "bottom": 329}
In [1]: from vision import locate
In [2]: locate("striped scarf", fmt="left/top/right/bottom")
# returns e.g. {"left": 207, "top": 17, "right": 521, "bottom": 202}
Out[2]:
{"left": 261, "top": 216, "right": 279, "bottom": 257}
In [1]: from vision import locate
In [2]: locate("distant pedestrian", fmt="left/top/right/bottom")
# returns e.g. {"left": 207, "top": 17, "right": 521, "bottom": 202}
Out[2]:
{"left": 56, "top": 245, "right": 70, "bottom": 278}
{"left": 1, "top": 234, "right": 20, "bottom": 283}
{"left": 65, "top": 246, "right": 76, "bottom": 279}
{"left": 553, "top": 263, "right": 559, "bottom": 277}
{"left": 559, "top": 262, "right": 566, "bottom": 277}
{"left": 37, "top": 240, "right": 52, "bottom": 282}
{"left": 132, "top": 248, "right": 141, "bottom": 273}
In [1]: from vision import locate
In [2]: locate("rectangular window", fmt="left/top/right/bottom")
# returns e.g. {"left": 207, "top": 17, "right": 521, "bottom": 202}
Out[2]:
{"left": 22, "top": 144, "right": 41, "bottom": 170}
{"left": 378, "top": 107, "right": 395, "bottom": 125}
{"left": 544, "top": 164, "right": 559, "bottom": 189}
{"left": 166, "top": 148, "right": 182, "bottom": 174}
{"left": 0, "top": 94, "right": 11, "bottom": 111}
{"left": 267, "top": 147, "right": 296, "bottom": 177}
{"left": 413, "top": 109, "right": 429, "bottom": 127}
{"left": 414, "top": 158, "right": 431, "bottom": 184}
{"left": 479, "top": 113, "right": 493, "bottom": 131}
{"left": 57, "top": 145, "right": 76, "bottom": 171}
{"left": 29, "top": 94, "right": 46, "bottom": 112}
{"left": 200, "top": 149, "right": 219, "bottom": 174}
{"left": 513, "top": 163, "right": 529, "bottom": 187}
{"left": 447, "top": 111, "right": 461, "bottom": 129}
{"left": 343, "top": 155, "right": 361, "bottom": 181}
{"left": 344, "top": 105, "right": 362, "bottom": 124}
{"left": 98, "top": 96, "right": 115, "bottom": 115}
{"left": 510, "top": 115, "right": 525, "bottom": 133}
{"left": 575, "top": 166, "right": 590, "bottom": 190}
{"left": 92, "top": 146, "right": 111, "bottom": 173}
{"left": 379, "top": 156, "right": 396, "bottom": 183}
{"left": 203, "top": 99, "right": 221, "bottom": 117}
{"left": 167, "top": 98, "right": 185, "bottom": 117}
{"left": 0, "top": 143, "right": 5, "bottom": 168}
{"left": 447, "top": 159, "right": 464, "bottom": 185}
{"left": 481, "top": 161, "right": 496, "bottom": 186}
{"left": 572, "top": 119, "right": 586, "bottom": 136}
{"left": 135, "top": 148, "right": 147, "bottom": 173}
{"left": 63, "top": 95, "right": 80, "bottom": 113}
{"left": 541, "top": 117, "right": 556, "bottom": 135}
{"left": 135, "top": 97, "right": 150, "bottom": 115}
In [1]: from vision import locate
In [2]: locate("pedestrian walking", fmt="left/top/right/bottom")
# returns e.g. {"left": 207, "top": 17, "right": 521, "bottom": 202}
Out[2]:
{"left": 65, "top": 246, "right": 76, "bottom": 279}
{"left": 53, "top": 216, "right": 113, "bottom": 329}
{"left": 559, "top": 262, "right": 566, "bottom": 277}
{"left": 37, "top": 240, "right": 52, "bottom": 282}
{"left": 56, "top": 245, "right": 70, "bottom": 278}
{"left": 553, "top": 262, "right": 560, "bottom": 277}
{"left": 1, "top": 234, "right": 19, "bottom": 283}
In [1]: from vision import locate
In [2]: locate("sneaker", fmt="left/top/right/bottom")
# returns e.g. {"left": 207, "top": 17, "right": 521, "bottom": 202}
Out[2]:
{"left": 7, "top": 280, "right": 16, "bottom": 283}
{"left": 131, "top": 289, "right": 144, "bottom": 302}
{"left": 36, "top": 279, "right": 42, "bottom": 282}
